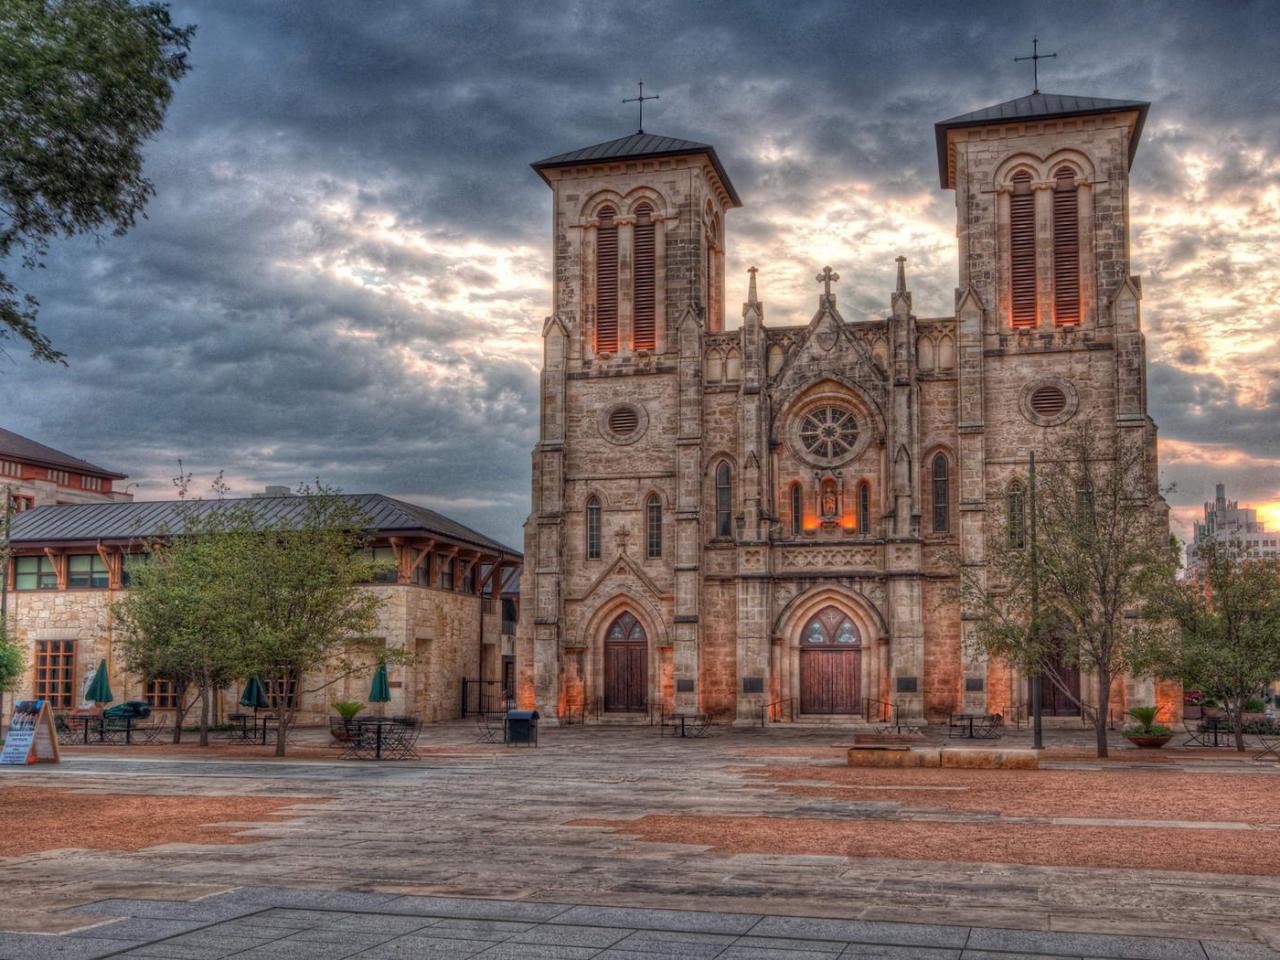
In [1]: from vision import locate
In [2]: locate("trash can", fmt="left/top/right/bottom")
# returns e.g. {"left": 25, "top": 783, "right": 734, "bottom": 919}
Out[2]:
{"left": 504, "top": 709, "right": 539, "bottom": 746}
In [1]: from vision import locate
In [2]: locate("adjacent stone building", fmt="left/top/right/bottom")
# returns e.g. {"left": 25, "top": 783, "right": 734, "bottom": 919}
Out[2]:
{"left": 4, "top": 494, "right": 521, "bottom": 724}
{"left": 1, "top": 427, "right": 133, "bottom": 512}
{"left": 518, "top": 92, "right": 1170, "bottom": 725}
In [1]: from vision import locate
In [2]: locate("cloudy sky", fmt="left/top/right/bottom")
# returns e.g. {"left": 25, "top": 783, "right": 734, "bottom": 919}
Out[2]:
{"left": 3, "top": 0, "right": 1278, "bottom": 550}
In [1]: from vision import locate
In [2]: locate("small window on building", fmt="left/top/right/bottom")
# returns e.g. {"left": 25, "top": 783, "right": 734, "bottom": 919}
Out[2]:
{"left": 437, "top": 553, "right": 455, "bottom": 590}
{"left": 268, "top": 674, "right": 300, "bottom": 711}
{"left": 1008, "top": 482, "right": 1027, "bottom": 549}
{"left": 646, "top": 494, "right": 662, "bottom": 559}
{"left": 0, "top": 459, "right": 20, "bottom": 477}
{"left": 11, "top": 494, "right": 34, "bottom": 512}
{"left": 931, "top": 454, "right": 950, "bottom": 534}
{"left": 81, "top": 475, "right": 103, "bottom": 492}
{"left": 790, "top": 482, "right": 803, "bottom": 537}
{"left": 586, "top": 497, "right": 602, "bottom": 560}
{"left": 121, "top": 552, "right": 148, "bottom": 587}
{"left": 715, "top": 462, "right": 732, "bottom": 538}
{"left": 146, "top": 677, "right": 180, "bottom": 710}
{"left": 363, "top": 545, "right": 397, "bottom": 583}
{"left": 68, "top": 554, "right": 109, "bottom": 589}
{"left": 35, "top": 639, "right": 76, "bottom": 708}
{"left": 15, "top": 555, "right": 58, "bottom": 590}
{"left": 48, "top": 468, "right": 69, "bottom": 484}
{"left": 857, "top": 481, "right": 871, "bottom": 534}
{"left": 1010, "top": 170, "right": 1036, "bottom": 327}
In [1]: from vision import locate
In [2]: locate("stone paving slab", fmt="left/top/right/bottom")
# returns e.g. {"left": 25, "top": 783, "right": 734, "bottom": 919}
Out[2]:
{"left": 8, "top": 890, "right": 1268, "bottom": 960}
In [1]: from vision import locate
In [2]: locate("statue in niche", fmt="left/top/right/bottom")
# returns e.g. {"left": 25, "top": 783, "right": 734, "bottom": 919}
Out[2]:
{"left": 821, "top": 482, "right": 838, "bottom": 520}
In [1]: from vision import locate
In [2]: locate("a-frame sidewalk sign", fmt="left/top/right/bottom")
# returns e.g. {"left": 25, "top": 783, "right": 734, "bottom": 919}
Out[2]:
{"left": 0, "top": 699, "right": 61, "bottom": 764}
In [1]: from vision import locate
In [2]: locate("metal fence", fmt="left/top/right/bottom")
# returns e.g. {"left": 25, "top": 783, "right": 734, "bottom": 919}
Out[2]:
{"left": 459, "top": 679, "right": 512, "bottom": 717}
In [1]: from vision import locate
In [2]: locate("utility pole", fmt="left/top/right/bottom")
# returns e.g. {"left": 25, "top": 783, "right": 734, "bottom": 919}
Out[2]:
{"left": 1, "top": 484, "right": 11, "bottom": 623}
{"left": 1029, "top": 451, "right": 1043, "bottom": 750}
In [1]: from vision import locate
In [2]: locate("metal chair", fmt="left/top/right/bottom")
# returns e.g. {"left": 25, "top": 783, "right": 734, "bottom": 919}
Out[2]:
{"left": 1253, "top": 733, "right": 1280, "bottom": 762}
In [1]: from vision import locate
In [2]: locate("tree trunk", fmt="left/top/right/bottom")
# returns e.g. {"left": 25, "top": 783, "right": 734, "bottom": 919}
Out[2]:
{"left": 1233, "top": 698, "right": 1246, "bottom": 752}
{"left": 198, "top": 683, "right": 210, "bottom": 747}
{"left": 1095, "top": 668, "right": 1110, "bottom": 759}
{"left": 172, "top": 683, "right": 192, "bottom": 744}
{"left": 275, "top": 708, "right": 288, "bottom": 757}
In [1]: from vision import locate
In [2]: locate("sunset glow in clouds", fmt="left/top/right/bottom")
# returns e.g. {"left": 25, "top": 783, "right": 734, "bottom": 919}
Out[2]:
{"left": 1, "top": 1, "right": 1277, "bottom": 551}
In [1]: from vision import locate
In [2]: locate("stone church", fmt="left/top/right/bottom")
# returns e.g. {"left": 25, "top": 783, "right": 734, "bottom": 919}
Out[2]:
{"left": 518, "top": 91, "right": 1167, "bottom": 725}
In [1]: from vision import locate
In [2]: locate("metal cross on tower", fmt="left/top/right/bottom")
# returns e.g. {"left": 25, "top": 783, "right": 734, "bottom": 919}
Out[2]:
{"left": 816, "top": 265, "right": 840, "bottom": 298}
{"left": 1014, "top": 36, "right": 1058, "bottom": 95}
{"left": 623, "top": 80, "right": 659, "bottom": 134}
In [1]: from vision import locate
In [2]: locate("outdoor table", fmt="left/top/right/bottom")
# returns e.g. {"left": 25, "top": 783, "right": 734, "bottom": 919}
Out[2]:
{"left": 71, "top": 714, "right": 136, "bottom": 744}
{"left": 355, "top": 717, "right": 397, "bottom": 760}
{"left": 668, "top": 713, "right": 705, "bottom": 738}
{"left": 69, "top": 715, "right": 100, "bottom": 744}
{"left": 229, "top": 713, "right": 275, "bottom": 744}
{"left": 951, "top": 713, "right": 985, "bottom": 739}
{"left": 1205, "top": 714, "right": 1229, "bottom": 747}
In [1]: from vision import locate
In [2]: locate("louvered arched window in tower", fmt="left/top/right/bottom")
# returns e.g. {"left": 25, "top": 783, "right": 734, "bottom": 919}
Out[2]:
{"left": 633, "top": 203, "right": 656, "bottom": 350}
{"left": 1010, "top": 170, "right": 1036, "bottom": 328}
{"left": 595, "top": 207, "right": 619, "bottom": 353}
{"left": 1053, "top": 166, "right": 1080, "bottom": 325}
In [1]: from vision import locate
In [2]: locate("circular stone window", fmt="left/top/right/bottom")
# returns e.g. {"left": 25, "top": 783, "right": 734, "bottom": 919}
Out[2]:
{"left": 1020, "top": 379, "right": 1079, "bottom": 427}
{"left": 797, "top": 405, "right": 859, "bottom": 462}
{"left": 599, "top": 403, "right": 647, "bottom": 444}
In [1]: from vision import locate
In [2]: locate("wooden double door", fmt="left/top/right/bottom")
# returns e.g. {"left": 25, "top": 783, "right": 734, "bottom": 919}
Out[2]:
{"left": 799, "top": 606, "right": 862, "bottom": 715}
{"left": 604, "top": 612, "right": 648, "bottom": 712}
{"left": 1028, "top": 646, "right": 1081, "bottom": 716}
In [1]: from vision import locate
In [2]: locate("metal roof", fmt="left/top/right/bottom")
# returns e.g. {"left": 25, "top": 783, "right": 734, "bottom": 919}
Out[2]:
{"left": 7, "top": 494, "right": 521, "bottom": 556}
{"left": 934, "top": 92, "right": 1150, "bottom": 187}
{"left": 0, "top": 427, "right": 127, "bottom": 479}
{"left": 532, "top": 131, "right": 741, "bottom": 206}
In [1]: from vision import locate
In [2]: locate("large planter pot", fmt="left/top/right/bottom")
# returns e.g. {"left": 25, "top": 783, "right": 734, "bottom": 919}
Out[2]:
{"left": 1124, "top": 733, "right": 1172, "bottom": 749}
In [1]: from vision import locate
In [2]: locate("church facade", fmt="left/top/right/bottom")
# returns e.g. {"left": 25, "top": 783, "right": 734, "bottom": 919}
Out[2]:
{"left": 518, "top": 93, "right": 1168, "bottom": 725}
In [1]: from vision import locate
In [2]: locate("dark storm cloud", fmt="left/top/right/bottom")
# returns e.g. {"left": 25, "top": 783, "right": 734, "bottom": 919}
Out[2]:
{"left": 2, "top": 0, "right": 1278, "bottom": 547}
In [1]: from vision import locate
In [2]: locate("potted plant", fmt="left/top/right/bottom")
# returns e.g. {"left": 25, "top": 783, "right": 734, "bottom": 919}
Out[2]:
{"left": 332, "top": 700, "right": 365, "bottom": 742}
{"left": 1122, "top": 706, "right": 1172, "bottom": 749}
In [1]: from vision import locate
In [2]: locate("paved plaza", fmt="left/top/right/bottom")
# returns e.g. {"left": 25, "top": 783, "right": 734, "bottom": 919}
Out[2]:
{"left": 1, "top": 722, "right": 1278, "bottom": 959}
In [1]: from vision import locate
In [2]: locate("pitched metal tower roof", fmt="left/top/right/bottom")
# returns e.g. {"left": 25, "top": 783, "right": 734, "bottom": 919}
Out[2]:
{"left": 532, "top": 132, "right": 741, "bottom": 206}
{"left": 934, "top": 92, "right": 1150, "bottom": 187}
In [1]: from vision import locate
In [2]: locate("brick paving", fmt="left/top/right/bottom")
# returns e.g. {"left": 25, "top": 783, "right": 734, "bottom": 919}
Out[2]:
{"left": 1, "top": 721, "right": 1278, "bottom": 958}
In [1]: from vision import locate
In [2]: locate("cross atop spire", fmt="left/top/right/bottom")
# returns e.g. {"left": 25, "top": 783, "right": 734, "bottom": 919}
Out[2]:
{"left": 622, "top": 80, "right": 660, "bottom": 134}
{"left": 1014, "top": 36, "right": 1058, "bottom": 94}
{"left": 816, "top": 266, "right": 840, "bottom": 300}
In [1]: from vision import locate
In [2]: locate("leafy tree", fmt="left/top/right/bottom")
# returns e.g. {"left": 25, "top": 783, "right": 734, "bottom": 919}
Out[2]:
{"left": 964, "top": 426, "right": 1177, "bottom": 757}
{"left": 113, "top": 501, "right": 254, "bottom": 745}
{"left": 0, "top": 0, "right": 194, "bottom": 362}
{"left": 1147, "top": 539, "right": 1280, "bottom": 751}
{"left": 0, "top": 621, "right": 24, "bottom": 726}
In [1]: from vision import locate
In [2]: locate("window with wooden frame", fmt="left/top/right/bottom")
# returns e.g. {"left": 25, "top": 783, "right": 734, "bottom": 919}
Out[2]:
{"left": 363, "top": 545, "right": 397, "bottom": 583}
{"left": 15, "top": 555, "right": 58, "bottom": 590}
{"left": 857, "top": 481, "right": 871, "bottom": 534}
{"left": 11, "top": 494, "right": 34, "bottom": 512}
{"left": 595, "top": 207, "right": 619, "bottom": 353}
{"left": 48, "top": 468, "right": 69, "bottom": 484}
{"left": 789, "top": 482, "right": 803, "bottom": 537}
{"left": 646, "top": 494, "right": 662, "bottom": 559}
{"left": 714, "top": 462, "right": 733, "bottom": 538}
{"left": 1009, "top": 170, "right": 1036, "bottom": 327}
{"left": 68, "top": 554, "right": 109, "bottom": 589}
{"left": 586, "top": 496, "right": 602, "bottom": 560}
{"left": 1008, "top": 482, "right": 1027, "bottom": 549}
{"left": 121, "top": 552, "right": 147, "bottom": 588}
{"left": 146, "top": 677, "right": 179, "bottom": 710}
{"left": 931, "top": 454, "right": 950, "bottom": 534}
{"left": 269, "top": 674, "right": 300, "bottom": 710}
{"left": 34, "top": 639, "right": 75, "bottom": 708}
{"left": 437, "top": 553, "right": 455, "bottom": 590}
{"left": 1052, "top": 166, "right": 1080, "bottom": 325}
{"left": 633, "top": 203, "right": 656, "bottom": 350}
{"left": 81, "top": 475, "right": 103, "bottom": 492}
{"left": 0, "top": 459, "right": 19, "bottom": 476}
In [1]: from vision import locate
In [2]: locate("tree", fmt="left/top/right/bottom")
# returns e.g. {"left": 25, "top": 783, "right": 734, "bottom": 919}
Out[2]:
{"left": 229, "top": 488, "right": 394, "bottom": 757}
{"left": 0, "top": 0, "right": 194, "bottom": 362}
{"left": 0, "top": 620, "right": 24, "bottom": 727}
{"left": 113, "top": 501, "right": 254, "bottom": 745}
{"left": 964, "top": 425, "right": 1177, "bottom": 758}
{"left": 1147, "top": 539, "right": 1280, "bottom": 751}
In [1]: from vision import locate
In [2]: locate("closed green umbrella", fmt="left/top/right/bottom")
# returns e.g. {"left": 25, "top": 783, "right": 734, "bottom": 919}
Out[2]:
{"left": 239, "top": 676, "right": 270, "bottom": 711}
{"left": 369, "top": 662, "right": 390, "bottom": 704}
{"left": 86, "top": 660, "right": 113, "bottom": 705}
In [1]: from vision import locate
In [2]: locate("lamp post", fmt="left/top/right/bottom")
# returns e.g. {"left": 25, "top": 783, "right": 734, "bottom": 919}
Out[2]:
{"left": 1029, "top": 451, "right": 1043, "bottom": 751}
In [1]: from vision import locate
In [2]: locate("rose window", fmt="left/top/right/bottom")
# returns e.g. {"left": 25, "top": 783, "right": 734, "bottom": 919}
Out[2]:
{"left": 799, "top": 406, "right": 858, "bottom": 460}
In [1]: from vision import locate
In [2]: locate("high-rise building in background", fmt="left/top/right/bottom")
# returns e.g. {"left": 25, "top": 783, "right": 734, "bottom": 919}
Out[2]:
{"left": 1187, "top": 483, "right": 1279, "bottom": 573}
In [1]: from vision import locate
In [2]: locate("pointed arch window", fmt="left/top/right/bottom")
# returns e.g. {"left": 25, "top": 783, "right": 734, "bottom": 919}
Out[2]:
{"left": 633, "top": 203, "right": 656, "bottom": 350}
{"left": 789, "top": 482, "right": 803, "bottom": 537}
{"left": 1008, "top": 482, "right": 1026, "bottom": 549}
{"left": 586, "top": 496, "right": 602, "bottom": 560}
{"left": 646, "top": 494, "right": 662, "bottom": 559}
{"left": 1053, "top": 166, "right": 1080, "bottom": 325}
{"left": 857, "top": 480, "right": 870, "bottom": 534}
{"left": 931, "top": 453, "right": 950, "bottom": 534}
{"left": 715, "top": 462, "right": 732, "bottom": 538}
{"left": 595, "top": 207, "right": 619, "bottom": 353}
{"left": 1010, "top": 170, "right": 1036, "bottom": 327}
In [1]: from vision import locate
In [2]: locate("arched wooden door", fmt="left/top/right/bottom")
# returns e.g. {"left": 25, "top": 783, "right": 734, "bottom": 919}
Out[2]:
{"left": 1028, "top": 641, "right": 1081, "bottom": 716}
{"left": 799, "top": 606, "right": 861, "bottom": 714}
{"left": 604, "top": 612, "right": 648, "bottom": 712}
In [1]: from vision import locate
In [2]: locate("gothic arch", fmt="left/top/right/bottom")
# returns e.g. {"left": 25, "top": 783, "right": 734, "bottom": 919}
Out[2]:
{"left": 580, "top": 190, "right": 626, "bottom": 221}
{"left": 1042, "top": 148, "right": 1095, "bottom": 181}
{"left": 578, "top": 486, "right": 613, "bottom": 510}
{"left": 917, "top": 335, "right": 935, "bottom": 371}
{"left": 936, "top": 334, "right": 955, "bottom": 369}
{"left": 705, "top": 349, "right": 725, "bottom": 382}
{"left": 992, "top": 153, "right": 1044, "bottom": 187}
{"left": 623, "top": 186, "right": 671, "bottom": 218}
{"left": 771, "top": 377, "right": 887, "bottom": 444}
{"left": 724, "top": 347, "right": 742, "bottom": 381}
{"left": 773, "top": 584, "right": 886, "bottom": 644}
{"left": 579, "top": 591, "right": 669, "bottom": 715}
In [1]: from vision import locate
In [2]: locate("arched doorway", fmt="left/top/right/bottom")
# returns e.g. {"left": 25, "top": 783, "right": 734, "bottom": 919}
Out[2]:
{"left": 604, "top": 612, "right": 647, "bottom": 712}
{"left": 1028, "top": 641, "right": 1081, "bottom": 717}
{"left": 799, "top": 606, "right": 861, "bottom": 714}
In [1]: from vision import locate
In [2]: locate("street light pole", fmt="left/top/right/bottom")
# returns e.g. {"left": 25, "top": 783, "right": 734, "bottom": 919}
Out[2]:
{"left": 1029, "top": 451, "right": 1043, "bottom": 751}
{"left": 1, "top": 483, "right": 11, "bottom": 624}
